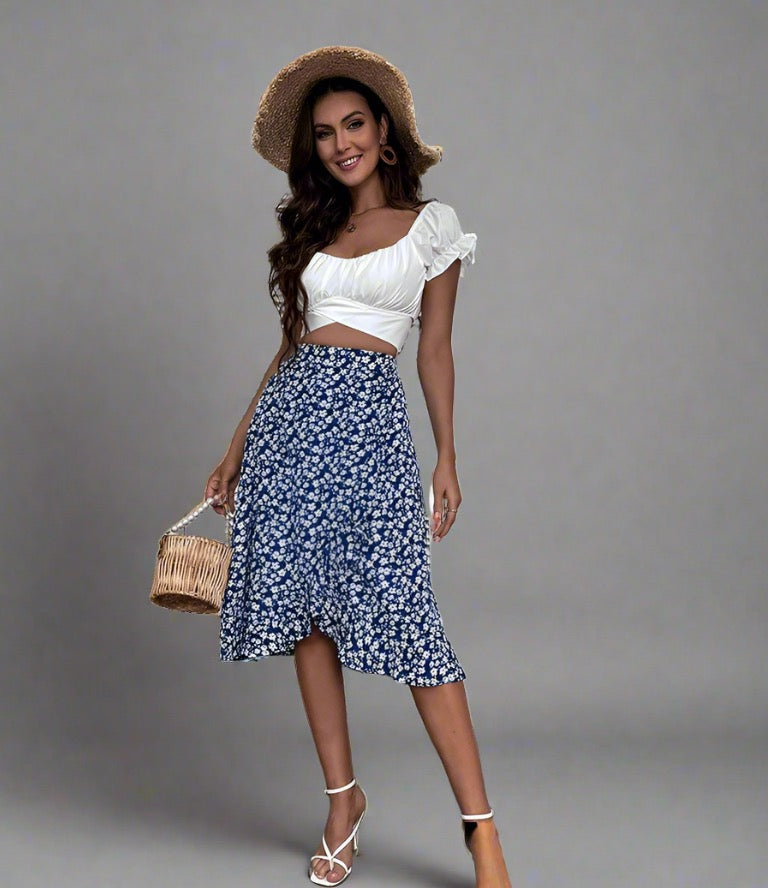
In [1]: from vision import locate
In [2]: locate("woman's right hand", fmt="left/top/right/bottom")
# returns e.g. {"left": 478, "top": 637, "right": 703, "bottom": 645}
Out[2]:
{"left": 204, "top": 453, "right": 242, "bottom": 516}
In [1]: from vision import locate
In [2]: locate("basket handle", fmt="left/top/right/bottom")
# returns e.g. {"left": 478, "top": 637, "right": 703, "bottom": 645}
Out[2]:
{"left": 164, "top": 496, "right": 235, "bottom": 546}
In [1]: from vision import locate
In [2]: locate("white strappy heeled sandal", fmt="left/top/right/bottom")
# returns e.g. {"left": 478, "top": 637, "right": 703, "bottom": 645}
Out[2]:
{"left": 308, "top": 777, "right": 368, "bottom": 886}
{"left": 460, "top": 807, "right": 495, "bottom": 855}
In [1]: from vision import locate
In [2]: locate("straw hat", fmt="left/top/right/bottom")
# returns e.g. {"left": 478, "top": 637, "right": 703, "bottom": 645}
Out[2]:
{"left": 252, "top": 45, "right": 444, "bottom": 176}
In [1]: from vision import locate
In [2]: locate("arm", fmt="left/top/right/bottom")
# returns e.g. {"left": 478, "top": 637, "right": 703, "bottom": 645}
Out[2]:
{"left": 416, "top": 258, "right": 462, "bottom": 541}
{"left": 225, "top": 335, "right": 286, "bottom": 464}
{"left": 224, "top": 317, "right": 303, "bottom": 463}
{"left": 206, "top": 318, "right": 302, "bottom": 513}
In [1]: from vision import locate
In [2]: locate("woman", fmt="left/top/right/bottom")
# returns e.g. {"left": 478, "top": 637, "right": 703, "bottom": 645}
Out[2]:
{"left": 204, "top": 46, "right": 513, "bottom": 888}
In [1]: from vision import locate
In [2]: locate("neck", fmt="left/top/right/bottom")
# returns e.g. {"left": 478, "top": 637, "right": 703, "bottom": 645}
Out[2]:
{"left": 348, "top": 175, "right": 387, "bottom": 215}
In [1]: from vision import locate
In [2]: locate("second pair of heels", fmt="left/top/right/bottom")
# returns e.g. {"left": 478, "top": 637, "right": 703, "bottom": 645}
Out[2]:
{"left": 307, "top": 776, "right": 496, "bottom": 885}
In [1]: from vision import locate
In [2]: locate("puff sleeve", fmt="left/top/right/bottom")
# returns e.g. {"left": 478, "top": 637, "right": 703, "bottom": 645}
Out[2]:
{"left": 417, "top": 201, "right": 477, "bottom": 281}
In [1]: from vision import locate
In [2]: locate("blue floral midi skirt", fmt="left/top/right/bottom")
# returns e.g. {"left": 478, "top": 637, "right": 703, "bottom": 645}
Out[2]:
{"left": 219, "top": 342, "right": 467, "bottom": 687}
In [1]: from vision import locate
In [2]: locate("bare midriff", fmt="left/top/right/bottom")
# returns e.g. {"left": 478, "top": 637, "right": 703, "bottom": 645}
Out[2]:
{"left": 299, "top": 321, "right": 397, "bottom": 357}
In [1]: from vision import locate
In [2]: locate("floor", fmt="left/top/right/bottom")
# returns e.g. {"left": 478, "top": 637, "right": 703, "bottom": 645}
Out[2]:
{"left": 2, "top": 728, "right": 766, "bottom": 888}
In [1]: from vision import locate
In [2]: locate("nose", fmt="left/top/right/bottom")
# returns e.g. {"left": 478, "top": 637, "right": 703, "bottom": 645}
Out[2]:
{"left": 335, "top": 128, "right": 351, "bottom": 153}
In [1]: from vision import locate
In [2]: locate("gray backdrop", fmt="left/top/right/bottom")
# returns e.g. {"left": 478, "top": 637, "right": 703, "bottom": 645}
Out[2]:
{"left": 1, "top": 2, "right": 766, "bottom": 886}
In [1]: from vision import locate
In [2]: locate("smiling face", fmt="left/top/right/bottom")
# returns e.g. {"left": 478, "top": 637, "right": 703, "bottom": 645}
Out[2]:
{"left": 312, "top": 89, "right": 388, "bottom": 186}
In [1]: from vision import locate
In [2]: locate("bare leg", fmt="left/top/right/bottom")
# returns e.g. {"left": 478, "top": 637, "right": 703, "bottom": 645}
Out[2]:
{"left": 410, "top": 680, "right": 513, "bottom": 888}
{"left": 294, "top": 623, "right": 367, "bottom": 884}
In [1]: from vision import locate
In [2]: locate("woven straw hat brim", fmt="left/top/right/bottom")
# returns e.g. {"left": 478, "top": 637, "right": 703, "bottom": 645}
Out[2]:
{"left": 252, "top": 45, "right": 443, "bottom": 176}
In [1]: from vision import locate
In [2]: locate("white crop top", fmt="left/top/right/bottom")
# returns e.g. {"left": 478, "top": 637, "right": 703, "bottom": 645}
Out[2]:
{"left": 299, "top": 200, "right": 477, "bottom": 354}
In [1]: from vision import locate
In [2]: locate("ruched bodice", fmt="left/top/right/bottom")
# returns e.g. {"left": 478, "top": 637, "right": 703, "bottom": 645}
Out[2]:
{"left": 299, "top": 200, "right": 477, "bottom": 354}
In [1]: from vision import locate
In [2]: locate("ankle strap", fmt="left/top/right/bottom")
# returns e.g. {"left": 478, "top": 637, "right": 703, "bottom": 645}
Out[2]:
{"left": 460, "top": 808, "right": 494, "bottom": 821}
{"left": 324, "top": 777, "right": 357, "bottom": 795}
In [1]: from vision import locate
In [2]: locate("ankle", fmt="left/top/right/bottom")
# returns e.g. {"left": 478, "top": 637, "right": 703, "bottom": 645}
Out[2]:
{"left": 464, "top": 816, "right": 500, "bottom": 851}
{"left": 469, "top": 831, "right": 502, "bottom": 861}
{"left": 326, "top": 783, "right": 363, "bottom": 809}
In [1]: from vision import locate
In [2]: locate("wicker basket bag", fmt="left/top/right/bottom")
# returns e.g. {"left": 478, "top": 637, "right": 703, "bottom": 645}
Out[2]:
{"left": 149, "top": 496, "right": 235, "bottom": 614}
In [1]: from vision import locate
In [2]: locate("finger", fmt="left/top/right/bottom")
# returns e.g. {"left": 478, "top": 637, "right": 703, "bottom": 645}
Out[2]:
{"left": 434, "top": 501, "right": 460, "bottom": 541}
{"left": 432, "top": 490, "right": 446, "bottom": 538}
{"left": 433, "top": 508, "right": 447, "bottom": 540}
{"left": 211, "top": 487, "right": 227, "bottom": 514}
{"left": 227, "top": 475, "right": 241, "bottom": 513}
{"left": 206, "top": 478, "right": 221, "bottom": 503}
{"left": 432, "top": 495, "right": 444, "bottom": 534}
{"left": 438, "top": 506, "right": 458, "bottom": 539}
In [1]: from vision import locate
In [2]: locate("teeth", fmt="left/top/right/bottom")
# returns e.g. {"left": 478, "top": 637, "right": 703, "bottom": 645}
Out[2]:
{"left": 340, "top": 155, "right": 361, "bottom": 167}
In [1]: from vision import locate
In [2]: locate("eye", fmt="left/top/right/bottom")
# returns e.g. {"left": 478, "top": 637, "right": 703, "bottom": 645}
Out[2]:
{"left": 315, "top": 119, "right": 364, "bottom": 140}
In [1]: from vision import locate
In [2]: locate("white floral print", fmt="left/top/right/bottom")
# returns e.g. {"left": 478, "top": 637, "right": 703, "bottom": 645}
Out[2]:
{"left": 219, "top": 342, "right": 467, "bottom": 687}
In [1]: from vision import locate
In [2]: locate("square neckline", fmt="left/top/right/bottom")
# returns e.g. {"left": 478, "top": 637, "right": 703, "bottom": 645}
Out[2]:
{"left": 312, "top": 200, "right": 437, "bottom": 263}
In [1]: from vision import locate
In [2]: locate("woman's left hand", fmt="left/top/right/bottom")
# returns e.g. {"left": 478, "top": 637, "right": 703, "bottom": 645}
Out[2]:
{"left": 430, "top": 460, "right": 462, "bottom": 542}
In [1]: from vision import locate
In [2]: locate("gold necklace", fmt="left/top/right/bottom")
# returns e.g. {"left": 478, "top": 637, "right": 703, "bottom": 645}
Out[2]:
{"left": 346, "top": 203, "right": 388, "bottom": 233}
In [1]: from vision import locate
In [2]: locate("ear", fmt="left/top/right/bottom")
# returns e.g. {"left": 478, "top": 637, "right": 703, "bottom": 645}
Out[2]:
{"left": 378, "top": 113, "right": 389, "bottom": 144}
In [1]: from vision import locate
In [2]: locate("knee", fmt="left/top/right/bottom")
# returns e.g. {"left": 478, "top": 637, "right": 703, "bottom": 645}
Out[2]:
{"left": 297, "top": 621, "right": 329, "bottom": 646}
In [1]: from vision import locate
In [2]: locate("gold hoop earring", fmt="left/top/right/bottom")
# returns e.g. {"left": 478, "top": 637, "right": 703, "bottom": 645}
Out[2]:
{"left": 379, "top": 143, "right": 398, "bottom": 165}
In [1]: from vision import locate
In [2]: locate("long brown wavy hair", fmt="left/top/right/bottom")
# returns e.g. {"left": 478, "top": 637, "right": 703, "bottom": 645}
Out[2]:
{"left": 266, "top": 76, "right": 435, "bottom": 368}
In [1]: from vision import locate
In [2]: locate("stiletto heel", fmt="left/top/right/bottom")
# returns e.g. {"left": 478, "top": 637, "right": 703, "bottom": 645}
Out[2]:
{"left": 460, "top": 808, "right": 495, "bottom": 856}
{"left": 308, "top": 777, "right": 368, "bottom": 885}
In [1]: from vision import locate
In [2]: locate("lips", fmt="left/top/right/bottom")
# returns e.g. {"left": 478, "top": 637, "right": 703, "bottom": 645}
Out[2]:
{"left": 337, "top": 154, "right": 362, "bottom": 171}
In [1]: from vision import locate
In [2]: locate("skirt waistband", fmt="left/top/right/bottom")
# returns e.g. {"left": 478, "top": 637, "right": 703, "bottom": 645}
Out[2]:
{"left": 284, "top": 342, "right": 399, "bottom": 379}
{"left": 295, "top": 342, "right": 397, "bottom": 362}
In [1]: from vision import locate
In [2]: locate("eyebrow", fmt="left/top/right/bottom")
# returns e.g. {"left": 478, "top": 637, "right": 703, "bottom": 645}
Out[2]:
{"left": 313, "top": 110, "right": 365, "bottom": 130}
